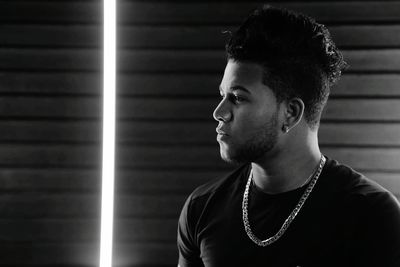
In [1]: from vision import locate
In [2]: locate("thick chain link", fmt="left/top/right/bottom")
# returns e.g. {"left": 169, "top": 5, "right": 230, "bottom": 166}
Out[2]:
{"left": 242, "top": 155, "right": 326, "bottom": 247}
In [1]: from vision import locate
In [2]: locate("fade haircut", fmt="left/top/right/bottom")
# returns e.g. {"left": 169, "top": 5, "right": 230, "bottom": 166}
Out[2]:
{"left": 226, "top": 5, "right": 347, "bottom": 128}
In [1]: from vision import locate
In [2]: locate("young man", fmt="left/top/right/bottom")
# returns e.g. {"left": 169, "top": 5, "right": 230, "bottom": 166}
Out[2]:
{"left": 177, "top": 6, "right": 400, "bottom": 267}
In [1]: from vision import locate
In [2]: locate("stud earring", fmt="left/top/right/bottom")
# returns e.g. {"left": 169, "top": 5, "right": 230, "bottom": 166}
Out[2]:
{"left": 282, "top": 125, "right": 289, "bottom": 133}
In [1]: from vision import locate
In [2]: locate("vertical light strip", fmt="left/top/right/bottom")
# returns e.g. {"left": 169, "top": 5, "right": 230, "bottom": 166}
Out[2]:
{"left": 100, "top": 0, "right": 116, "bottom": 266}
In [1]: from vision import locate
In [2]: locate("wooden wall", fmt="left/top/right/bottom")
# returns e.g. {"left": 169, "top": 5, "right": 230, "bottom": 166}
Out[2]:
{"left": 0, "top": 0, "right": 102, "bottom": 266}
{"left": 0, "top": 0, "right": 400, "bottom": 266}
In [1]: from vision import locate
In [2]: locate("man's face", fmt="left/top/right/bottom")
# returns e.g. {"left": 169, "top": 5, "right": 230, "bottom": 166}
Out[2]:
{"left": 213, "top": 60, "right": 282, "bottom": 164}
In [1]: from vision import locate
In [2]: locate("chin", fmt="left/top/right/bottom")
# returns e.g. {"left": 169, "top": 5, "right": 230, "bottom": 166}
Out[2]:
{"left": 218, "top": 140, "right": 273, "bottom": 165}
{"left": 219, "top": 147, "right": 245, "bottom": 165}
{"left": 219, "top": 146, "right": 233, "bottom": 162}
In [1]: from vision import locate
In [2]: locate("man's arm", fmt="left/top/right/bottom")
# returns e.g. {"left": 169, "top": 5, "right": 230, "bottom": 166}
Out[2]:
{"left": 177, "top": 194, "right": 204, "bottom": 267}
{"left": 353, "top": 191, "right": 400, "bottom": 266}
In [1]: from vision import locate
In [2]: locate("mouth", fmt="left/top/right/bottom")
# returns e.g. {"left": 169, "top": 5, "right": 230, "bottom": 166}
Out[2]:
{"left": 216, "top": 128, "right": 230, "bottom": 142}
{"left": 216, "top": 128, "right": 229, "bottom": 136}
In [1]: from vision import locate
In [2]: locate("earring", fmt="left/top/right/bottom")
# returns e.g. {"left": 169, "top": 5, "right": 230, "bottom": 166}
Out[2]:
{"left": 282, "top": 125, "right": 289, "bottom": 133}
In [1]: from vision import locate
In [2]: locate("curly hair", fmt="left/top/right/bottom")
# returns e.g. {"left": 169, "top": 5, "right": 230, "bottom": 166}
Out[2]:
{"left": 225, "top": 5, "right": 347, "bottom": 127}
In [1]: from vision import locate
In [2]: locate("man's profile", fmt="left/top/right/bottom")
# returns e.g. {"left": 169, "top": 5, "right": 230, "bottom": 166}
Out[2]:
{"left": 177, "top": 5, "right": 400, "bottom": 267}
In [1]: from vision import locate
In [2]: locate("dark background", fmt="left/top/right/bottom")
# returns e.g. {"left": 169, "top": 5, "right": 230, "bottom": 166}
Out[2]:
{"left": 0, "top": 0, "right": 399, "bottom": 266}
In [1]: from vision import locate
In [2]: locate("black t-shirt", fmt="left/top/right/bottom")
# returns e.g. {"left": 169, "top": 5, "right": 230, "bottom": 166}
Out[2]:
{"left": 177, "top": 157, "right": 400, "bottom": 267}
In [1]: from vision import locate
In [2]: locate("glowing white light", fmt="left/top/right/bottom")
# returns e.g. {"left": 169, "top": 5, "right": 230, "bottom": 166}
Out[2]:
{"left": 100, "top": 0, "right": 116, "bottom": 266}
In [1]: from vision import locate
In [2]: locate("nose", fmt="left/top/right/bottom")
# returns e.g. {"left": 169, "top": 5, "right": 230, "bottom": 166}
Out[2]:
{"left": 213, "top": 98, "right": 232, "bottom": 122}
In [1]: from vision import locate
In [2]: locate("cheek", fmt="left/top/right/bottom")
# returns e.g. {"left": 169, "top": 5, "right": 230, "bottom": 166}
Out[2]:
{"left": 237, "top": 108, "right": 280, "bottom": 135}
{"left": 232, "top": 113, "right": 269, "bottom": 138}
{"left": 238, "top": 107, "right": 273, "bottom": 125}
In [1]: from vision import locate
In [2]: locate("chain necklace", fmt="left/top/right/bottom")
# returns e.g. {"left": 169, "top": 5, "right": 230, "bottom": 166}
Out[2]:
{"left": 242, "top": 155, "right": 326, "bottom": 247}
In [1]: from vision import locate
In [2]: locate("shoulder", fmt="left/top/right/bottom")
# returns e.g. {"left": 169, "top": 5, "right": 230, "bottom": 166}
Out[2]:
{"left": 321, "top": 156, "right": 400, "bottom": 218}
{"left": 178, "top": 164, "right": 249, "bottom": 243}
{"left": 323, "top": 158, "right": 400, "bottom": 265}
{"left": 189, "top": 164, "right": 250, "bottom": 202}
{"left": 179, "top": 164, "right": 249, "bottom": 221}
{"left": 322, "top": 157, "right": 395, "bottom": 198}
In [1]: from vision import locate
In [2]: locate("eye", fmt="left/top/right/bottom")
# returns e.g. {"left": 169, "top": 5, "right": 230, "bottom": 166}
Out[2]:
{"left": 218, "top": 92, "right": 247, "bottom": 104}
{"left": 230, "top": 94, "right": 246, "bottom": 104}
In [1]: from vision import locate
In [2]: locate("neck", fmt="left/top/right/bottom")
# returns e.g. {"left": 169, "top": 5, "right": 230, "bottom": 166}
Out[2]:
{"left": 251, "top": 131, "right": 321, "bottom": 194}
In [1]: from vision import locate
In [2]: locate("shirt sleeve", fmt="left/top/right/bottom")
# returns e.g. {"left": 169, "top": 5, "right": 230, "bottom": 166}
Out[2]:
{"left": 353, "top": 191, "right": 400, "bottom": 267}
{"left": 177, "top": 194, "right": 204, "bottom": 267}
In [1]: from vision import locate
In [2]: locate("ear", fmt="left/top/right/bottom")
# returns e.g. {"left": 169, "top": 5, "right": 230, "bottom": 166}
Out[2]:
{"left": 281, "top": 98, "right": 305, "bottom": 133}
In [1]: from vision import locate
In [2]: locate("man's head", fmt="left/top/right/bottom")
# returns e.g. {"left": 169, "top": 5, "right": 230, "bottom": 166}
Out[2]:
{"left": 226, "top": 5, "right": 346, "bottom": 128}
{"left": 214, "top": 6, "right": 346, "bottom": 164}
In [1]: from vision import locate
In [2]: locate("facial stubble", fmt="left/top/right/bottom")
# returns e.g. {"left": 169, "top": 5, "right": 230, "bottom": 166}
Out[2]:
{"left": 220, "top": 110, "right": 279, "bottom": 164}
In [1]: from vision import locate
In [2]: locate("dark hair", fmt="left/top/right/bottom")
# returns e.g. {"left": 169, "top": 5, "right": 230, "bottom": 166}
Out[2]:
{"left": 225, "top": 5, "right": 347, "bottom": 127}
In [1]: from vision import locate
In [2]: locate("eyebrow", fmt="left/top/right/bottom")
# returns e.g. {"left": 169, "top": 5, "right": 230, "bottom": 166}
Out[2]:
{"left": 219, "top": 85, "right": 251, "bottom": 94}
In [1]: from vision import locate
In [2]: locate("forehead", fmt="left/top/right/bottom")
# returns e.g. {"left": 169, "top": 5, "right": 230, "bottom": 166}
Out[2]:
{"left": 220, "top": 60, "right": 265, "bottom": 90}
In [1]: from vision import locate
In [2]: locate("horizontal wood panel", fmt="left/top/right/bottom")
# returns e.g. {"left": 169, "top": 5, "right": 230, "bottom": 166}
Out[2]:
{"left": 0, "top": 25, "right": 101, "bottom": 48}
{"left": 0, "top": 72, "right": 102, "bottom": 95}
{"left": 2, "top": 73, "right": 399, "bottom": 97}
{"left": 125, "top": 49, "right": 400, "bottom": 73}
{"left": 0, "top": 71, "right": 101, "bottom": 96}
{"left": 0, "top": 49, "right": 101, "bottom": 71}
{"left": 0, "top": 243, "right": 98, "bottom": 265}
{"left": 115, "top": 170, "right": 221, "bottom": 195}
{"left": 122, "top": 25, "right": 400, "bottom": 48}
{"left": 1, "top": 49, "right": 400, "bottom": 72}
{"left": 119, "top": 2, "right": 400, "bottom": 25}
{"left": 0, "top": 194, "right": 185, "bottom": 218}
{"left": 117, "top": 146, "right": 400, "bottom": 171}
{"left": 115, "top": 195, "right": 186, "bottom": 218}
{"left": 118, "top": 49, "right": 400, "bottom": 72}
{"left": 0, "top": 168, "right": 216, "bottom": 194}
{"left": 3, "top": 25, "right": 400, "bottom": 48}
{"left": 119, "top": 24, "right": 399, "bottom": 49}
{"left": 0, "top": 218, "right": 176, "bottom": 242}
{"left": 116, "top": 170, "right": 400, "bottom": 198}
{"left": 2, "top": 2, "right": 400, "bottom": 24}
{"left": 342, "top": 49, "right": 400, "bottom": 72}
{"left": 0, "top": 241, "right": 175, "bottom": 267}
{"left": 0, "top": 194, "right": 101, "bottom": 218}
{"left": 114, "top": 218, "right": 177, "bottom": 242}
{"left": 0, "top": 167, "right": 397, "bottom": 200}
{"left": 0, "top": 168, "right": 100, "bottom": 193}
{"left": 122, "top": 2, "right": 400, "bottom": 24}
{"left": 0, "top": 1, "right": 100, "bottom": 24}
{"left": 0, "top": 121, "right": 100, "bottom": 143}
{"left": 122, "top": 145, "right": 400, "bottom": 172}
{"left": 2, "top": 98, "right": 399, "bottom": 121}
{"left": 0, "top": 144, "right": 100, "bottom": 167}
{"left": 319, "top": 123, "right": 400, "bottom": 145}
{"left": 0, "top": 219, "right": 99, "bottom": 242}
{"left": 364, "top": 172, "right": 400, "bottom": 196}
{"left": 0, "top": 178, "right": 397, "bottom": 219}
{"left": 119, "top": 98, "right": 400, "bottom": 121}
{"left": 321, "top": 147, "right": 400, "bottom": 172}
{"left": 113, "top": 243, "right": 177, "bottom": 267}
{"left": 330, "top": 25, "right": 400, "bottom": 48}
{"left": 0, "top": 133, "right": 400, "bottom": 169}
{"left": 0, "top": 96, "right": 100, "bottom": 118}
{"left": 323, "top": 99, "right": 400, "bottom": 121}
{"left": 333, "top": 74, "right": 400, "bottom": 96}
{"left": 117, "top": 73, "right": 400, "bottom": 97}
{"left": 0, "top": 168, "right": 397, "bottom": 196}
{"left": 118, "top": 121, "right": 400, "bottom": 146}
{"left": 0, "top": 142, "right": 399, "bottom": 170}
{"left": 120, "top": 25, "right": 400, "bottom": 49}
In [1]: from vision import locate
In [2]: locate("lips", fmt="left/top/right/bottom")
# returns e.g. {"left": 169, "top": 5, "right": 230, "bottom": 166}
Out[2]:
{"left": 216, "top": 127, "right": 230, "bottom": 143}
{"left": 216, "top": 128, "right": 229, "bottom": 136}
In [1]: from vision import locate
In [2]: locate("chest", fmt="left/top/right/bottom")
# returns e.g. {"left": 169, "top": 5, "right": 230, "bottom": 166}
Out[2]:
{"left": 197, "top": 194, "right": 356, "bottom": 267}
